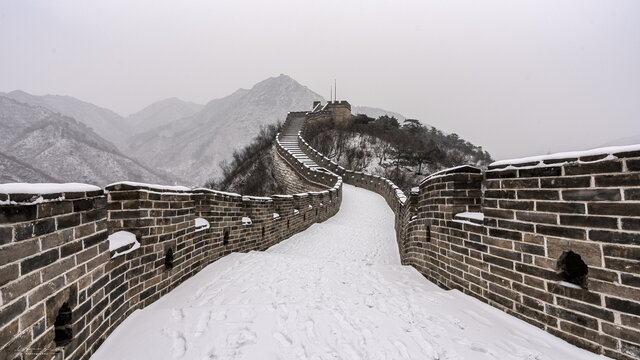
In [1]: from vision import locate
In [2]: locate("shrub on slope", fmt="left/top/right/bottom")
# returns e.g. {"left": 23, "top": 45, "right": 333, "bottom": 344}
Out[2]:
{"left": 205, "top": 123, "right": 285, "bottom": 196}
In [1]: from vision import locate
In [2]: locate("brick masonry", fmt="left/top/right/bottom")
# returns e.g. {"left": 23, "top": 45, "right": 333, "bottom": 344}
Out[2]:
{"left": 0, "top": 116, "right": 342, "bottom": 359}
{"left": 401, "top": 153, "right": 640, "bottom": 360}
{"left": 272, "top": 145, "right": 324, "bottom": 194}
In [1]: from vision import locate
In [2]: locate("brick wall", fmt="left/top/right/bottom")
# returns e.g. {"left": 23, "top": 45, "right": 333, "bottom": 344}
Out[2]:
{"left": 272, "top": 145, "right": 323, "bottom": 194}
{"left": 0, "top": 183, "right": 341, "bottom": 360}
{"left": 405, "top": 150, "right": 640, "bottom": 360}
{"left": 0, "top": 188, "right": 108, "bottom": 360}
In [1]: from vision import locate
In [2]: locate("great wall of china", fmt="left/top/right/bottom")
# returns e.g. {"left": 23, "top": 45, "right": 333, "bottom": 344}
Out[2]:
{"left": 1, "top": 101, "right": 639, "bottom": 359}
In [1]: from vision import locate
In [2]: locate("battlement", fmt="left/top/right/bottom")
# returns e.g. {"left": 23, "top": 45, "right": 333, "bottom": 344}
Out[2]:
{"left": 404, "top": 145, "right": 640, "bottom": 358}
{"left": 322, "top": 100, "right": 351, "bottom": 110}
{"left": 306, "top": 100, "right": 352, "bottom": 128}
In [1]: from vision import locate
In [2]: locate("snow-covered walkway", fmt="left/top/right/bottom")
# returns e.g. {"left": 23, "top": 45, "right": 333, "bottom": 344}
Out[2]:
{"left": 92, "top": 185, "right": 604, "bottom": 360}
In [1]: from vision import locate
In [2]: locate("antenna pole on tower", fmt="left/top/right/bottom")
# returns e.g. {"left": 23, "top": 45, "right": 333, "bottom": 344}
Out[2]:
{"left": 334, "top": 79, "right": 337, "bottom": 102}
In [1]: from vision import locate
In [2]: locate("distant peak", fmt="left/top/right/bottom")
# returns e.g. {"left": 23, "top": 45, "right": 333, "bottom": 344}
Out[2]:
{"left": 251, "top": 74, "right": 302, "bottom": 90}
{"left": 268, "top": 73, "right": 296, "bottom": 83}
{"left": 8, "top": 89, "right": 32, "bottom": 96}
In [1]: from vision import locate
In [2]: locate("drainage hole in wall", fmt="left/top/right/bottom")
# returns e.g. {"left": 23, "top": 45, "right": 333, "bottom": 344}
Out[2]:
{"left": 557, "top": 251, "right": 588, "bottom": 289}
{"left": 54, "top": 303, "right": 73, "bottom": 347}
{"left": 223, "top": 228, "right": 230, "bottom": 246}
{"left": 165, "top": 248, "right": 174, "bottom": 270}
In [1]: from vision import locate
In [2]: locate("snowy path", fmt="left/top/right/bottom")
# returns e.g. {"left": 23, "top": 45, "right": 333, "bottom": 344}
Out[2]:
{"left": 92, "top": 185, "right": 605, "bottom": 360}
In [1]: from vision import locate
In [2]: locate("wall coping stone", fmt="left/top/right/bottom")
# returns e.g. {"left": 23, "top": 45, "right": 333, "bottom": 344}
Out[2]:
{"left": 420, "top": 165, "right": 482, "bottom": 184}
{"left": 490, "top": 143, "right": 640, "bottom": 169}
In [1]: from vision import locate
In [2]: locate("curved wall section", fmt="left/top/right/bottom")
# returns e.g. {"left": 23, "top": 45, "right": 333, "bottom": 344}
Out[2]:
{"left": 0, "top": 117, "right": 342, "bottom": 359}
{"left": 297, "top": 111, "right": 640, "bottom": 359}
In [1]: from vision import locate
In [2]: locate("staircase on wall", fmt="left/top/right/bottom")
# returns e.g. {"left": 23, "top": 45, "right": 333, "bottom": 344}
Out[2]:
{"left": 278, "top": 115, "right": 320, "bottom": 170}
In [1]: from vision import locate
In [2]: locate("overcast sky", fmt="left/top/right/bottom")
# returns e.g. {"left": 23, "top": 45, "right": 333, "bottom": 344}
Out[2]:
{"left": 1, "top": 0, "right": 639, "bottom": 160}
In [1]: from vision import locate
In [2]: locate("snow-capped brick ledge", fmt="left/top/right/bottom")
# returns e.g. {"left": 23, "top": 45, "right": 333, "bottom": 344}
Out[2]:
{"left": 453, "top": 211, "right": 484, "bottom": 227}
{"left": 106, "top": 181, "right": 191, "bottom": 192}
{"left": 194, "top": 217, "right": 210, "bottom": 232}
{"left": 419, "top": 164, "right": 482, "bottom": 184}
{"left": 108, "top": 231, "right": 140, "bottom": 258}
{"left": 0, "top": 182, "right": 103, "bottom": 204}
{"left": 489, "top": 143, "right": 640, "bottom": 170}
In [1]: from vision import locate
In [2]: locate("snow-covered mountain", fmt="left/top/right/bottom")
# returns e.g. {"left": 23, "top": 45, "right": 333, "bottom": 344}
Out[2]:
{"left": 0, "top": 151, "right": 60, "bottom": 183}
{"left": 0, "top": 96, "right": 172, "bottom": 186}
{"left": 1, "top": 76, "right": 416, "bottom": 187}
{"left": 126, "top": 74, "right": 325, "bottom": 186}
{"left": 127, "top": 97, "right": 203, "bottom": 133}
{"left": 1, "top": 90, "right": 131, "bottom": 148}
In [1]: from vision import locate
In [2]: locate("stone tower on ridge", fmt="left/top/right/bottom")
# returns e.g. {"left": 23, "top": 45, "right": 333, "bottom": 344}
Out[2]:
{"left": 309, "top": 100, "right": 352, "bottom": 128}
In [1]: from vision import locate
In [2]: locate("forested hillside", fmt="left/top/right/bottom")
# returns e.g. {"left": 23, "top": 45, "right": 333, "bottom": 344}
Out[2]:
{"left": 205, "top": 123, "right": 284, "bottom": 196}
{"left": 209, "top": 113, "right": 492, "bottom": 196}
{"left": 305, "top": 114, "right": 493, "bottom": 191}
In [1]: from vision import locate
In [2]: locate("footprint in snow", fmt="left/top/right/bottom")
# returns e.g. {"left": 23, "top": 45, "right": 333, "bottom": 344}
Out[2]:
{"left": 195, "top": 311, "right": 211, "bottom": 337}
{"left": 273, "top": 332, "right": 293, "bottom": 347}
{"left": 304, "top": 320, "right": 315, "bottom": 339}
{"left": 226, "top": 327, "right": 257, "bottom": 349}
{"left": 172, "top": 308, "right": 184, "bottom": 321}
{"left": 162, "top": 328, "right": 186, "bottom": 358}
{"left": 393, "top": 340, "right": 411, "bottom": 359}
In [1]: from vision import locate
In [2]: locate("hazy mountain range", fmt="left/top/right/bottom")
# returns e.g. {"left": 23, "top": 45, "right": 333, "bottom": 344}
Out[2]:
{"left": 0, "top": 96, "right": 169, "bottom": 186}
{"left": 0, "top": 74, "right": 429, "bottom": 187}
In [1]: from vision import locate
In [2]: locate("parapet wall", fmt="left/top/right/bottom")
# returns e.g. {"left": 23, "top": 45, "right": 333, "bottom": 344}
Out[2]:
{"left": 404, "top": 149, "right": 640, "bottom": 359}
{"left": 0, "top": 116, "right": 343, "bottom": 359}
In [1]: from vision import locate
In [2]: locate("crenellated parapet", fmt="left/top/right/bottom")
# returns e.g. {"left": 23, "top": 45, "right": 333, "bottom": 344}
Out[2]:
{"left": 404, "top": 146, "right": 640, "bottom": 359}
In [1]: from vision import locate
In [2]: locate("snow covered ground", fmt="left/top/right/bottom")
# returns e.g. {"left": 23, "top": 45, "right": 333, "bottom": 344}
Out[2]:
{"left": 91, "top": 185, "right": 606, "bottom": 360}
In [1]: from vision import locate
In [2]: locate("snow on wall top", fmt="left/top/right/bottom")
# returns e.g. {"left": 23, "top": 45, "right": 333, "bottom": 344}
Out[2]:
{"left": 106, "top": 181, "right": 191, "bottom": 192}
{"left": 455, "top": 212, "right": 484, "bottom": 221}
{"left": 491, "top": 144, "right": 640, "bottom": 167}
{"left": 193, "top": 188, "right": 242, "bottom": 197}
{"left": 420, "top": 165, "right": 481, "bottom": 185}
{"left": 0, "top": 182, "right": 101, "bottom": 194}
{"left": 108, "top": 231, "right": 141, "bottom": 258}
{"left": 108, "top": 231, "right": 138, "bottom": 251}
{"left": 194, "top": 217, "right": 210, "bottom": 232}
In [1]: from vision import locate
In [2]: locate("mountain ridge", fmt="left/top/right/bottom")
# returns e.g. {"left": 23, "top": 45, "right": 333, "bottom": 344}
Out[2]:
{"left": 0, "top": 96, "right": 173, "bottom": 186}
{"left": 2, "top": 75, "right": 474, "bottom": 187}
{"left": 2, "top": 90, "right": 131, "bottom": 148}
{"left": 125, "top": 74, "right": 326, "bottom": 185}
{"left": 126, "top": 97, "right": 203, "bottom": 134}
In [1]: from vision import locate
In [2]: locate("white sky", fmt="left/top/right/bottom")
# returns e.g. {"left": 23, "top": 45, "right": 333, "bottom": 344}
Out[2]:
{"left": 1, "top": 0, "right": 639, "bottom": 160}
